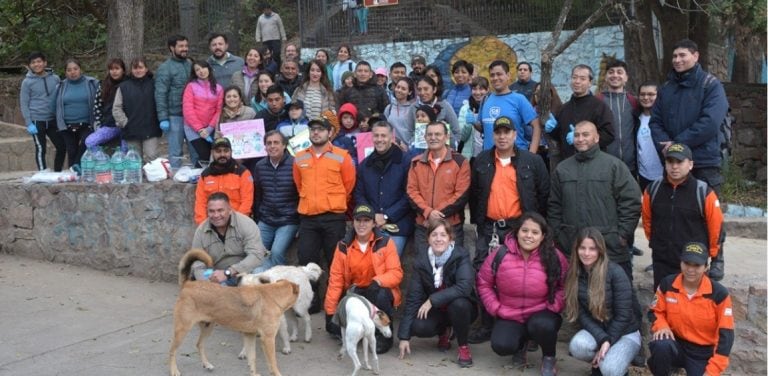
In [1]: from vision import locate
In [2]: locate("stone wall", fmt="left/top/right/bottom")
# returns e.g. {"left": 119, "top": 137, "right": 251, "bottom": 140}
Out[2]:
{"left": 725, "top": 83, "right": 767, "bottom": 182}
{"left": 0, "top": 179, "right": 196, "bottom": 282}
{"left": 0, "top": 77, "right": 23, "bottom": 125}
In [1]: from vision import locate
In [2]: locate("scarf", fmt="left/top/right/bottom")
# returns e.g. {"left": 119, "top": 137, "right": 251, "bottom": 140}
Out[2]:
{"left": 368, "top": 145, "right": 394, "bottom": 172}
{"left": 428, "top": 243, "right": 454, "bottom": 288}
{"left": 223, "top": 105, "right": 244, "bottom": 121}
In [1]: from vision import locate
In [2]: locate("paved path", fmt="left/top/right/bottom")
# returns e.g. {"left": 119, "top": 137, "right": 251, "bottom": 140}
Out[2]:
{"left": 1, "top": 228, "right": 764, "bottom": 376}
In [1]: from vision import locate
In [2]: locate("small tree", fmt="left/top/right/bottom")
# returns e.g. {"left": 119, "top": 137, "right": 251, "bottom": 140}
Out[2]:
{"left": 538, "top": 0, "right": 619, "bottom": 117}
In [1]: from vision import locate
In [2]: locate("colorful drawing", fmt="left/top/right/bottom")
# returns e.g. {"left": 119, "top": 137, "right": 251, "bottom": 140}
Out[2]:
{"left": 220, "top": 119, "right": 267, "bottom": 159}
{"left": 288, "top": 129, "right": 311, "bottom": 156}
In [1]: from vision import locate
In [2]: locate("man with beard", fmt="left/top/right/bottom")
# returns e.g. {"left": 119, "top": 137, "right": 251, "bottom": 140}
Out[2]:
{"left": 155, "top": 34, "right": 198, "bottom": 168}
{"left": 206, "top": 33, "right": 244, "bottom": 88}
{"left": 409, "top": 55, "right": 426, "bottom": 81}
{"left": 338, "top": 61, "right": 390, "bottom": 121}
{"left": 194, "top": 137, "right": 254, "bottom": 225}
{"left": 293, "top": 116, "right": 356, "bottom": 313}
{"left": 354, "top": 120, "right": 415, "bottom": 257}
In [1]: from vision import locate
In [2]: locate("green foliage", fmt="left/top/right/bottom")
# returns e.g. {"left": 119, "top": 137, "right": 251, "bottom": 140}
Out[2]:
{"left": 712, "top": 0, "right": 766, "bottom": 32}
{"left": 0, "top": 0, "right": 106, "bottom": 68}
{"left": 722, "top": 158, "right": 767, "bottom": 209}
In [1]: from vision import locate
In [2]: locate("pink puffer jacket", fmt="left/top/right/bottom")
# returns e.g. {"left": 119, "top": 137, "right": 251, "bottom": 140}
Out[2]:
{"left": 476, "top": 235, "right": 568, "bottom": 323}
{"left": 182, "top": 80, "right": 223, "bottom": 131}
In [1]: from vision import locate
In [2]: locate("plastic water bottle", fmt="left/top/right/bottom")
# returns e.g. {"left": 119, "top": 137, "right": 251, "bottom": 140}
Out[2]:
{"left": 80, "top": 147, "right": 95, "bottom": 183}
{"left": 124, "top": 147, "right": 142, "bottom": 184}
{"left": 202, "top": 268, "right": 214, "bottom": 280}
{"left": 94, "top": 147, "right": 112, "bottom": 184}
{"left": 111, "top": 148, "right": 125, "bottom": 184}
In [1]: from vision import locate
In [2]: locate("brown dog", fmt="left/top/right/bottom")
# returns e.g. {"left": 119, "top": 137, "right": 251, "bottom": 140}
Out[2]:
{"left": 169, "top": 249, "right": 298, "bottom": 376}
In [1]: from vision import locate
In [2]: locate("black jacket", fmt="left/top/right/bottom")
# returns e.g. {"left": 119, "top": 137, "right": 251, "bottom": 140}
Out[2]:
{"left": 338, "top": 77, "right": 389, "bottom": 118}
{"left": 469, "top": 146, "right": 550, "bottom": 226}
{"left": 553, "top": 93, "right": 614, "bottom": 159}
{"left": 576, "top": 261, "right": 640, "bottom": 346}
{"left": 397, "top": 245, "right": 475, "bottom": 340}
{"left": 116, "top": 74, "right": 161, "bottom": 140}
{"left": 256, "top": 108, "right": 289, "bottom": 133}
{"left": 253, "top": 153, "right": 299, "bottom": 226}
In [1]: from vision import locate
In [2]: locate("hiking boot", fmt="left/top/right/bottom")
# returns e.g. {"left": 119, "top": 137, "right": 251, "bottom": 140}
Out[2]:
{"left": 467, "top": 327, "right": 491, "bottom": 344}
{"left": 541, "top": 355, "right": 557, "bottom": 376}
{"left": 437, "top": 327, "right": 452, "bottom": 352}
{"left": 709, "top": 252, "right": 725, "bottom": 281}
{"left": 457, "top": 345, "right": 473, "bottom": 368}
{"left": 511, "top": 341, "right": 528, "bottom": 367}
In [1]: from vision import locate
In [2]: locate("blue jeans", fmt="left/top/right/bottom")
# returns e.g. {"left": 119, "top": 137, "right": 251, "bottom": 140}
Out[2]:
{"left": 389, "top": 235, "right": 408, "bottom": 258}
{"left": 167, "top": 115, "right": 199, "bottom": 168}
{"left": 254, "top": 222, "right": 299, "bottom": 272}
{"left": 569, "top": 329, "right": 640, "bottom": 376}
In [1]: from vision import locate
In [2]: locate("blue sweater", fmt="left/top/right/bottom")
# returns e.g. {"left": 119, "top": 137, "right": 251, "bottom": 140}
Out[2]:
{"left": 354, "top": 146, "right": 415, "bottom": 236}
{"left": 52, "top": 75, "right": 99, "bottom": 130}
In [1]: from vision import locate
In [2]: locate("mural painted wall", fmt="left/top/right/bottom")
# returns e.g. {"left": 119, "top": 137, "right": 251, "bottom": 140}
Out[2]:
{"left": 302, "top": 25, "right": 624, "bottom": 102}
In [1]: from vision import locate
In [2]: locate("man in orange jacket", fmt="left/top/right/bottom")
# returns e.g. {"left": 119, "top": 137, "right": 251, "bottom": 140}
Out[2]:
{"left": 293, "top": 116, "right": 356, "bottom": 312}
{"left": 641, "top": 142, "right": 724, "bottom": 288}
{"left": 324, "top": 204, "right": 403, "bottom": 354}
{"left": 407, "top": 121, "right": 471, "bottom": 254}
{"left": 194, "top": 137, "right": 254, "bottom": 224}
{"left": 648, "top": 242, "right": 734, "bottom": 376}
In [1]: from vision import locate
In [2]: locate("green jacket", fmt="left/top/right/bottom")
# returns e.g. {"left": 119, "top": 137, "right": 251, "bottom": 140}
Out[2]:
{"left": 548, "top": 145, "right": 641, "bottom": 263}
{"left": 154, "top": 56, "right": 192, "bottom": 121}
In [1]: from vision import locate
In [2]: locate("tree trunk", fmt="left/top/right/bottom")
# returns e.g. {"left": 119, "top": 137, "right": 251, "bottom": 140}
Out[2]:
{"left": 688, "top": 7, "right": 709, "bottom": 70}
{"left": 623, "top": 0, "right": 662, "bottom": 90}
{"left": 179, "top": 0, "right": 199, "bottom": 53}
{"left": 107, "top": 0, "right": 144, "bottom": 63}
{"left": 647, "top": 0, "right": 690, "bottom": 75}
{"left": 731, "top": 25, "right": 765, "bottom": 83}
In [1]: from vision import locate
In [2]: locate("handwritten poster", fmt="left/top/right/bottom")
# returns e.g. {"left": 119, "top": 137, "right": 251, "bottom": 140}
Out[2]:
{"left": 220, "top": 119, "right": 266, "bottom": 159}
{"left": 356, "top": 132, "right": 375, "bottom": 162}
{"left": 413, "top": 123, "right": 427, "bottom": 149}
{"left": 288, "top": 129, "right": 311, "bottom": 156}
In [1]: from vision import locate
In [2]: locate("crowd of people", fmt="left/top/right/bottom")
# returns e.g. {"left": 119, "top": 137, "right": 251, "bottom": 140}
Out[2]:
{"left": 19, "top": 18, "right": 734, "bottom": 374}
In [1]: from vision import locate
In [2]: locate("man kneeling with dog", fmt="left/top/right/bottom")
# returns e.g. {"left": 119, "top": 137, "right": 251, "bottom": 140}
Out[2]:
{"left": 190, "top": 192, "right": 269, "bottom": 284}
{"left": 325, "top": 204, "right": 404, "bottom": 354}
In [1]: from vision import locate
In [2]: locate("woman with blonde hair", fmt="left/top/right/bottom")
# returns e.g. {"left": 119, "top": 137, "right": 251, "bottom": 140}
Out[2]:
{"left": 565, "top": 227, "right": 640, "bottom": 376}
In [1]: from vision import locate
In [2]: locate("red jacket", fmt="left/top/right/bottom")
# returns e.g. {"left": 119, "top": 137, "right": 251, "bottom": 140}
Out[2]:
{"left": 325, "top": 230, "right": 403, "bottom": 315}
{"left": 476, "top": 235, "right": 568, "bottom": 323}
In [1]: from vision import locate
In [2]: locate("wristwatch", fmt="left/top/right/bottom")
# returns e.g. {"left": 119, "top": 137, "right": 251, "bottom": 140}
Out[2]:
{"left": 224, "top": 269, "right": 232, "bottom": 278}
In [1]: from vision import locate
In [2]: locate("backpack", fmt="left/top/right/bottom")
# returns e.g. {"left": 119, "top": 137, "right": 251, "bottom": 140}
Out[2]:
{"left": 490, "top": 245, "right": 508, "bottom": 276}
{"left": 648, "top": 178, "right": 708, "bottom": 217}
{"left": 702, "top": 74, "right": 734, "bottom": 154}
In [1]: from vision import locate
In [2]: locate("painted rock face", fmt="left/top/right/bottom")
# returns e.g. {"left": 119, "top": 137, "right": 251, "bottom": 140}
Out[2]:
{"left": 451, "top": 36, "right": 518, "bottom": 83}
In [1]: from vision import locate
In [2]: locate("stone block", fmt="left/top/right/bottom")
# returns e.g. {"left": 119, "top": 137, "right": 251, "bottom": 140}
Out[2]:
{"left": 9, "top": 205, "right": 33, "bottom": 229}
{"left": 736, "top": 128, "right": 761, "bottom": 147}
{"left": 748, "top": 285, "right": 767, "bottom": 332}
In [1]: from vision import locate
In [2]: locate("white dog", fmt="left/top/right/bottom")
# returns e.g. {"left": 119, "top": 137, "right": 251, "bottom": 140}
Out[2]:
{"left": 238, "top": 263, "right": 323, "bottom": 355}
{"left": 333, "top": 293, "right": 392, "bottom": 376}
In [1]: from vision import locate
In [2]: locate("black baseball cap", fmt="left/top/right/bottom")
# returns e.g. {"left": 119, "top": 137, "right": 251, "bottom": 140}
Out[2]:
{"left": 680, "top": 242, "right": 708, "bottom": 265}
{"left": 666, "top": 143, "right": 692, "bottom": 161}
{"left": 353, "top": 204, "right": 375, "bottom": 220}
{"left": 493, "top": 116, "right": 516, "bottom": 131}
{"left": 308, "top": 118, "right": 331, "bottom": 130}
{"left": 212, "top": 137, "right": 232, "bottom": 149}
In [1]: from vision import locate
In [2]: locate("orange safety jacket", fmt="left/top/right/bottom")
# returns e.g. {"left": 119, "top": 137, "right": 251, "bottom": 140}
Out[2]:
{"left": 325, "top": 230, "right": 403, "bottom": 315}
{"left": 194, "top": 165, "right": 254, "bottom": 224}
{"left": 293, "top": 143, "right": 356, "bottom": 216}
{"left": 649, "top": 273, "right": 734, "bottom": 376}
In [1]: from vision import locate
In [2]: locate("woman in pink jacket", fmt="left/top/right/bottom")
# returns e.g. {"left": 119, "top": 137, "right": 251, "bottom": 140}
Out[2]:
{"left": 183, "top": 60, "right": 223, "bottom": 167}
{"left": 476, "top": 212, "right": 568, "bottom": 376}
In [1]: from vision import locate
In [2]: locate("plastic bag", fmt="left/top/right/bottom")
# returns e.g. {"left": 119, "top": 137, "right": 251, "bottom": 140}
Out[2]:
{"left": 142, "top": 158, "right": 171, "bottom": 182}
{"left": 172, "top": 166, "right": 204, "bottom": 183}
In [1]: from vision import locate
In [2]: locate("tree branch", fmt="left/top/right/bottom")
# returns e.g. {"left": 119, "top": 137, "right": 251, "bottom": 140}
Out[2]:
{"left": 552, "top": 0, "right": 617, "bottom": 57}
{"left": 544, "top": 0, "right": 575, "bottom": 55}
